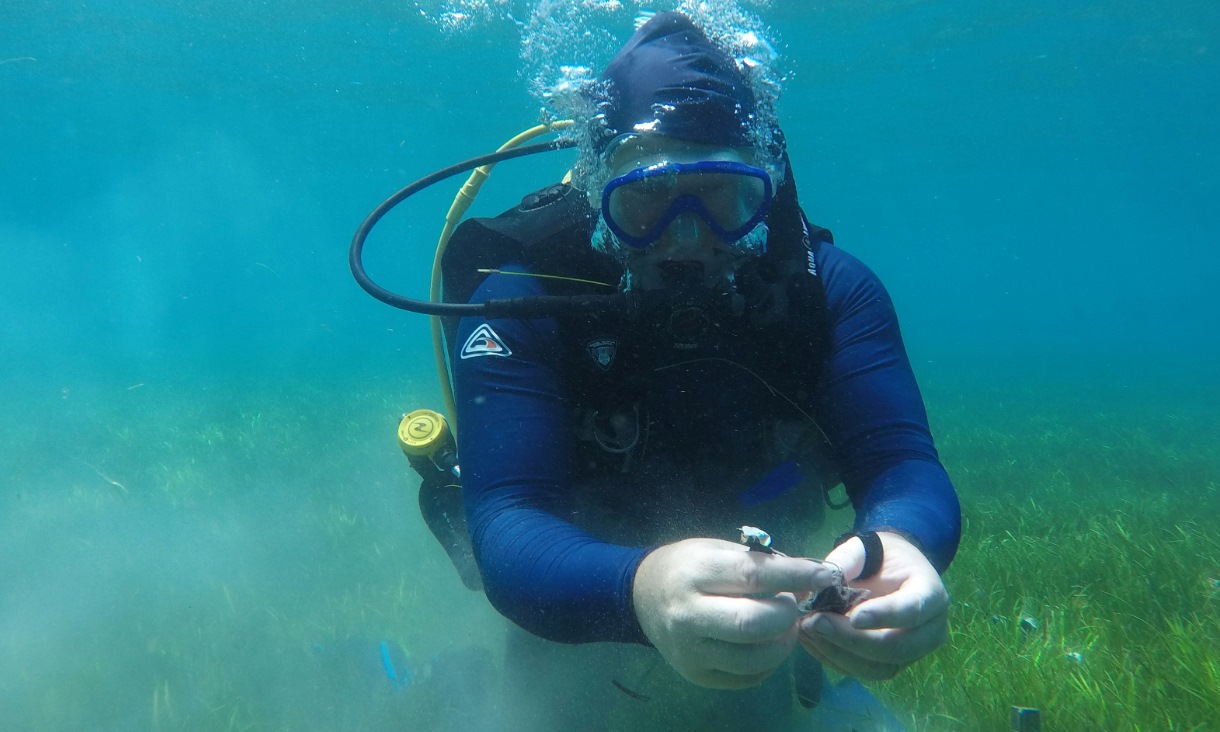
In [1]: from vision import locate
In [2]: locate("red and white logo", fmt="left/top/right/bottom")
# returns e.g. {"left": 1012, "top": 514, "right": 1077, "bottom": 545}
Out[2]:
{"left": 460, "top": 323, "right": 511, "bottom": 359}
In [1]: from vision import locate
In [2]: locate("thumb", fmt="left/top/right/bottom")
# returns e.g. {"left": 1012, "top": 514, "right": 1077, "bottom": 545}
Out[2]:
{"left": 823, "top": 537, "right": 869, "bottom": 582}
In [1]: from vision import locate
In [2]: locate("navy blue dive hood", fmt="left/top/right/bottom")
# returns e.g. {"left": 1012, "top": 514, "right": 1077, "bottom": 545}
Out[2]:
{"left": 597, "top": 12, "right": 756, "bottom": 151}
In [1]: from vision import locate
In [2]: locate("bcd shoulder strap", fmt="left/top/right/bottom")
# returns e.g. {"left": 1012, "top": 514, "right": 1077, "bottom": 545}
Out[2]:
{"left": 441, "top": 183, "right": 612, "bottom": 303}
{"left": 440, "top": 182, "right": 615, "bottom": 349}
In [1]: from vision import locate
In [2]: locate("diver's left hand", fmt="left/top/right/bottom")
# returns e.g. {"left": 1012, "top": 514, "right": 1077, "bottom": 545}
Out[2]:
{"left": 797, "top": 531, "right": 950, "bottom": 680}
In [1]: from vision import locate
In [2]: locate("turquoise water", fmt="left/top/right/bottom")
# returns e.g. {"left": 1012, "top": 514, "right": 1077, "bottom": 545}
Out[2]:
{"left": 2, "top": 1, "right": 1218, "bottom": 729}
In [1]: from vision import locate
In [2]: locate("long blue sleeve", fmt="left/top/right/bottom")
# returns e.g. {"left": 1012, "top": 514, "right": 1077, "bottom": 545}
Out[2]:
{"left": 452, "top": 243, "right": 961, "bottom": 644}
{"left": 812, "top": 244, "right": 961, "bottom": 572}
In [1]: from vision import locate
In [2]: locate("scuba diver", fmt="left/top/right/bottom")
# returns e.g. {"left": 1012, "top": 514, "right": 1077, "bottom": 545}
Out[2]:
{"left": 356, "top": 10, "right": 960, "bottom": 730}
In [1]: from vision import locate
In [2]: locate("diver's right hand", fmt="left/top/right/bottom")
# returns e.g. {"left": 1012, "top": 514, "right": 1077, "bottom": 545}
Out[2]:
{"left": 632, "top": 538, "right": 836, "bottom": 689}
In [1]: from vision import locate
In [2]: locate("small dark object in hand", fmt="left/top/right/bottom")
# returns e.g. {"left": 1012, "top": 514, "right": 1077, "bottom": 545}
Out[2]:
{"left": 798, "top": 564, "right": 870, "bottom": 615}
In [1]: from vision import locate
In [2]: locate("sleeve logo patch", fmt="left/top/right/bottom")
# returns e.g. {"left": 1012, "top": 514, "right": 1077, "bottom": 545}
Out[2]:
{"left": 585, "top": 337, "right": 617, "bottom": 371}
{"left": 460, "top": 323, "right": 512, "bottom": 359}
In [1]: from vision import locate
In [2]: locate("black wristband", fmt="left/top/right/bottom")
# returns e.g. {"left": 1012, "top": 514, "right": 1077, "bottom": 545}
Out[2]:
{"left": 833, "top": 530, "right": 884, "bottom": 581}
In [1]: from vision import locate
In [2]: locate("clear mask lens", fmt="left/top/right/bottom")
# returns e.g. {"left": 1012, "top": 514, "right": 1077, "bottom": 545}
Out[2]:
{"left": 601, "top": 160, "right": 773, "bottom": 249}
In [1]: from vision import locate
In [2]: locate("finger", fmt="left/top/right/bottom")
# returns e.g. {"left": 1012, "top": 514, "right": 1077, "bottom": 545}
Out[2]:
{"left": 693, "top": 634, "right": 796, "bottom": 678}
{"left": 798, "top": 627, "right": 901, "bottom": 681}
{"left": 691, "top": 593, "right": 800, "bottom": 643}
{"left": 800, "top": 608, "right": 949, "bottom": 666}
{"left": 848, "top": 577, "right": 951, "bottom": 631}
{"left": 697, "top": 550, "right": 837, "bottom": 596}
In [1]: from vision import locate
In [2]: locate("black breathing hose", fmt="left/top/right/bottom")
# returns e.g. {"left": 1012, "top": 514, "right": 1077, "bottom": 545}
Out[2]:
{"left": 349, "top": 137, "right": 624, "bottom": 318}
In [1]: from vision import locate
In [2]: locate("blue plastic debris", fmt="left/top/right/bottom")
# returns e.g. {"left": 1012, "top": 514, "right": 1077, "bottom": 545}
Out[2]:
{"left": 379, "top": 639, "right": 411, "bottom": 689}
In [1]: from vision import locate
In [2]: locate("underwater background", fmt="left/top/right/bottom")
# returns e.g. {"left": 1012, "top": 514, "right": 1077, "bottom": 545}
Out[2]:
{"left": 2, "top": 1, "right": 1217, "bottom": 729}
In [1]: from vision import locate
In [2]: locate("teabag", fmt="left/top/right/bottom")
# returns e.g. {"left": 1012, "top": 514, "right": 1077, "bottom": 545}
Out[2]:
{"left": 798, "top": 562, "right": 870, "bottom": 616}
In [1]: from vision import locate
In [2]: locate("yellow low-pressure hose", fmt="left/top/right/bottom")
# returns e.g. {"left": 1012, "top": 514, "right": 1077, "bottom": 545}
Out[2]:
{"left": 430, "top": 120, "right": 576, "bottom": 438}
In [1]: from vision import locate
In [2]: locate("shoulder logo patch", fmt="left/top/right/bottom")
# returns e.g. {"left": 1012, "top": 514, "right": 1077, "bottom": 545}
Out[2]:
{"left": 460, "top": 323, "right": 512, "bottom": 359}
{"left": 585, "top": 337, "right": 617, "bottom": 371}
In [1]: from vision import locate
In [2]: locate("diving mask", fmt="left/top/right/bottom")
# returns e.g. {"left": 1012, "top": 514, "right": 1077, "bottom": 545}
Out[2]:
{"left": 599, "top": 135, "right": 774, "bottom": 250}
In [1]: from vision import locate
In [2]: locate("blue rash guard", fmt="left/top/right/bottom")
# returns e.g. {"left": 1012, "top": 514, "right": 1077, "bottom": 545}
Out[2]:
{"left": 452, "top": 237, "right": 961, "bottom": 645}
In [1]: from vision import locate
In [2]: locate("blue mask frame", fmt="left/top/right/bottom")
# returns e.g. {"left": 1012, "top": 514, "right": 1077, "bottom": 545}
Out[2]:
{"left": 601, "top": 160, "right": 774, "bottom": 250}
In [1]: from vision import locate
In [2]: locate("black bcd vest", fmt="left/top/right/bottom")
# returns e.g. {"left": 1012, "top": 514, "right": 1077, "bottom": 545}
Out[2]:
{"left": 441, "top": 169, "right": 835, "bottom": 477}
